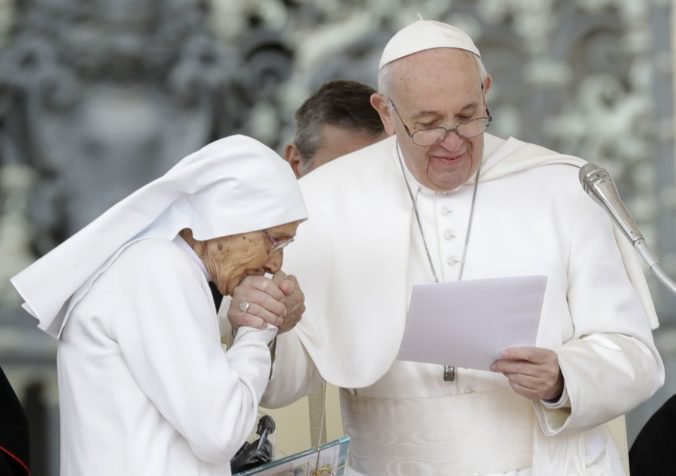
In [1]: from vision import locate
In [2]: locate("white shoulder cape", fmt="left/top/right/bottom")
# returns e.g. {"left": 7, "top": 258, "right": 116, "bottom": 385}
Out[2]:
{"left": 286, "top": 134, "right": 658, "bottom": 390}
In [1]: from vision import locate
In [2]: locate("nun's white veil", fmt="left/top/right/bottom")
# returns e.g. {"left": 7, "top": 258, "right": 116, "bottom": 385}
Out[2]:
{"left": 11, "top": 134, "right": 307, "bottom": 338}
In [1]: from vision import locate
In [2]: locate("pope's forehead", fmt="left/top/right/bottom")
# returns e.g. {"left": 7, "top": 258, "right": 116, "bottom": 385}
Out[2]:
{"left": 390, "top": 49, "right": 482, "bottom": 93}
{"left": 387, "top": 53, "right": 484, "bottom": 115}
{"left": 395, "top": 48, "right": 479, "bottom": 73}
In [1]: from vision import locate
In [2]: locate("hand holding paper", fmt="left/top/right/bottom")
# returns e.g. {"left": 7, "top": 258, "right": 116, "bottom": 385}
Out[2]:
{"left": 396, "top": 275, "right": 547, "bottom": 371}
{"left": 490, "top": 346, "right": 564, "bottom": 401}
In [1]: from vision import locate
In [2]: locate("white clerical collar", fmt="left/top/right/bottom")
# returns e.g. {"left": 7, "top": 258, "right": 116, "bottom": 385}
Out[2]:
{"left": 173, "top": 235, "right": 210, "bottom": 281}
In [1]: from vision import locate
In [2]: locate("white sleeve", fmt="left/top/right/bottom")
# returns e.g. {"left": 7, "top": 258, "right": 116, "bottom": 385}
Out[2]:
{"left": 260, "top": 330, "right": 324, "bottom": 408}
{"left": 111, "top": 242, "right": 276, "bottom": 463}
{"left": 534, "top": 189, "right": 664, "bottom": 434}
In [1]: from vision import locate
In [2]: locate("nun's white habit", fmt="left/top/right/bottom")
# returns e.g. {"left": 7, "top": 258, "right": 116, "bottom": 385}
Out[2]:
{"left": 11, "top": 135, "right": 307, "bottom": 476}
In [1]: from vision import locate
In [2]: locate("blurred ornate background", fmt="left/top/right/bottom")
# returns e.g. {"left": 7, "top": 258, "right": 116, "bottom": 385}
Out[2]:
{"left": 0, "top": 0, "right": 674, "bottom": 473}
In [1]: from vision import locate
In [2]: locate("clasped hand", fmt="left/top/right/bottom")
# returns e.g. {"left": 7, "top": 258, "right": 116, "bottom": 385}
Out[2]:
{"left": 227, "top": 271, "right": 305, "bottom": 334}
{"left": 490, "top": 347, "right": 564, "bottom": 402}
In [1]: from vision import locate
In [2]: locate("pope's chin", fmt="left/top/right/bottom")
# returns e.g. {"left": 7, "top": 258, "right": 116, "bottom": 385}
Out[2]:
{"left": 428, "top": 159, "right": 475, "bottom": 191}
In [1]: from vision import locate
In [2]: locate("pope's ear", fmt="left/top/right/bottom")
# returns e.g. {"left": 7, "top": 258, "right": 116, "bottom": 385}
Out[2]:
{"left": 370, "top": 93, "right": 396, "bottom": 136}
{"left": 482, "top": 74, "right": 493, "bottom": 94}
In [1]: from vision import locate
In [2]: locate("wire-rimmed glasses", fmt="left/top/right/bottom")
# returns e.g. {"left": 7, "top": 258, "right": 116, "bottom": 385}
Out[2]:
{"left": 389, "top": 99, "right": 491, "bottom": 146}
{"left": 264, "top": 231, "right": 294, "bottom": 252}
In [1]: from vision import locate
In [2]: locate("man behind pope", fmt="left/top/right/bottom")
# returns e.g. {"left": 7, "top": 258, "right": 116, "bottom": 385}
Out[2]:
{"left": 226, "top": 20, "right": 665, "bottom": 475}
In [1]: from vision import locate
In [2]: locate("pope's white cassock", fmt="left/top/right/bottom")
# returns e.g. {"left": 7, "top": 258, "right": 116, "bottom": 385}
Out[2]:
{"left": 261, "top": 134, "right": 664, "bottom": 475}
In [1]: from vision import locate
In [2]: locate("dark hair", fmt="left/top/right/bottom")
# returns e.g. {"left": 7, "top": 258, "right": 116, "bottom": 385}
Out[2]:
{"left": 293, "top": 80, "right": 384, "bottom": 163}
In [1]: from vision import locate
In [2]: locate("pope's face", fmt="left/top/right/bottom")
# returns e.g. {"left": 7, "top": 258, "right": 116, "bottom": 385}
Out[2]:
{"left": 373, "top": 48, "right": 489, "bottom": 192}
{"left": 202, "top": 221, "right": 301, "bottom": 296}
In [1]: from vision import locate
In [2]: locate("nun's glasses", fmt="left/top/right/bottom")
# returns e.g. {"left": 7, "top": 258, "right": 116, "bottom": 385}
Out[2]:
{"left": 264, "top": 231, "right": 294, "bottom": 252}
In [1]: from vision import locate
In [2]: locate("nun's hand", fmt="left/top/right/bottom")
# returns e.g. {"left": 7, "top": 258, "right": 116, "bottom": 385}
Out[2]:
{"left": 272, "top": 271, "right": 305, "bottom": 334}
{"left": 228, "top": 275, "right": 287, "bottom": 330}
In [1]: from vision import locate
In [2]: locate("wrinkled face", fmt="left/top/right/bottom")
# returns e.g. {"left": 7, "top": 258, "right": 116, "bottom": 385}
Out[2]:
{"left": 305, "top": 124, "right": 387, "bottom": 174}
{"left": 373, "top": 48, "right": 489, "bottom": 191}
{"left": 201, "top": 221, "right": 301, "bottom": 296}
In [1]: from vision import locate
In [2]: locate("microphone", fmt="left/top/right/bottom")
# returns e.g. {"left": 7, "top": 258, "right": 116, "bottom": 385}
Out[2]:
{"left": 579, "top": 162, "right": 676, "bottom": 294}
{"left": 579, "top": 163, "right": 644, "bottom": 245}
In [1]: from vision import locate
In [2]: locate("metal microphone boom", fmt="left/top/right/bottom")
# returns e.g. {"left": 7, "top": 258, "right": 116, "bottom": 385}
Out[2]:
{"left": 579, "top": 162, "right": 676, "bottom": 294}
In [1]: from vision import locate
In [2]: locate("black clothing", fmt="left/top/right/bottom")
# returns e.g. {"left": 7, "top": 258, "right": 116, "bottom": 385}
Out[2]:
{"left": 0, "top": 367, "right": 30, "bottom": 476}
{"left": 630, "top": 393, "right": 676, "bottom": 476}
{"left": 209, "top": 281, "right": 224, "bottom": 310}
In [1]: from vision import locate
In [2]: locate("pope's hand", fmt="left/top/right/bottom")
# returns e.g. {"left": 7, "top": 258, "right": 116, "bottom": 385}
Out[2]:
{"left": 227, "top": 275, "right": 288, "bottom": 330}
{"left": 489, "top": 347, "right": 564, "bottom": 402}
{"left": 271, "top": 271, "right": 305, "bottom": 334}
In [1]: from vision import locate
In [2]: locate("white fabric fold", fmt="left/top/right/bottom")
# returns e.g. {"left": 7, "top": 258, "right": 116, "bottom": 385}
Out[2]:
{"left": 476, "top": 137, "right": 658, "bottom": 330}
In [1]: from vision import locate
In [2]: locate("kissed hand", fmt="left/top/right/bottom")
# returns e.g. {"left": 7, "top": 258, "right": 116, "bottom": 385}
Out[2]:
{"left": 228, "top": 275, "right": 287, "bottom": 330}
{"left": 227, "top": 272, "right": 305, "bottom": 334}
{"left": 271, "top": 271, "right": 305, "bottom": 333}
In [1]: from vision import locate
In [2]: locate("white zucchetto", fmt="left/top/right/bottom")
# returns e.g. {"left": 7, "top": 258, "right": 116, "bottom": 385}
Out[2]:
{"left": 11, "top": 134, "right": 307, "bottom": 338}
{"left": 379, "top": 20, "right": 481, "bottom": 70}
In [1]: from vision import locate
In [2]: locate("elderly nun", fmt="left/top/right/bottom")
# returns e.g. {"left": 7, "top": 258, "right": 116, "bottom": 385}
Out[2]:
{"left": 11, "top": 135, "right": 307, "bottom": 476}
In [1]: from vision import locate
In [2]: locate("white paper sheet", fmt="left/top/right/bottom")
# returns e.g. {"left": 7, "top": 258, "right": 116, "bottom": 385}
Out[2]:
{"left": 397, "top": 275, "right": 547, "bottom": 371}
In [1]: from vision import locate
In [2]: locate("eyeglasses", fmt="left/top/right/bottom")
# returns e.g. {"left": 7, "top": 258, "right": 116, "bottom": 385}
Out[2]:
{"left": 264, "top": 230, "right": 295, "bottom": 252}
{"left": 389, "top": 99, "right": 492, "bottom": 146}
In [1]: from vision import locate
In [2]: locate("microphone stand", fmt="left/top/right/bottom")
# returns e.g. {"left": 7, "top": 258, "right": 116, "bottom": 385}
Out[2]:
{"left": 634, "top": 239, "right": 676, "bottom": 295}
{"left": 579, "top": 163, "right": 676, "bottom": 295}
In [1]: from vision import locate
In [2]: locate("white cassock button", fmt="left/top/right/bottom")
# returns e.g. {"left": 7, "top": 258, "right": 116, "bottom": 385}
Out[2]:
{"left": 443, "top": 229, "right": 455, "bottom": 240}
{"left": 440, "top": 206, "right": 452, "bottom": 216}
{"left": 447, "top": 256, "right": 459, "bottom": 266}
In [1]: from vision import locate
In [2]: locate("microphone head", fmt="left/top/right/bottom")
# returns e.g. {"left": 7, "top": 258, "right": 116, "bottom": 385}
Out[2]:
{"left": 578, "top": 161, "right": 643, "bottom": 243}
{"left": 579, "top": 162, "right": 609, "bottom": 193}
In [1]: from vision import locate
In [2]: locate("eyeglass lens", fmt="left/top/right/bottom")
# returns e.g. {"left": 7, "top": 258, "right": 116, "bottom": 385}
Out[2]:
{"left": 412, "top": 118, "right": 489, "bottom": 146}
